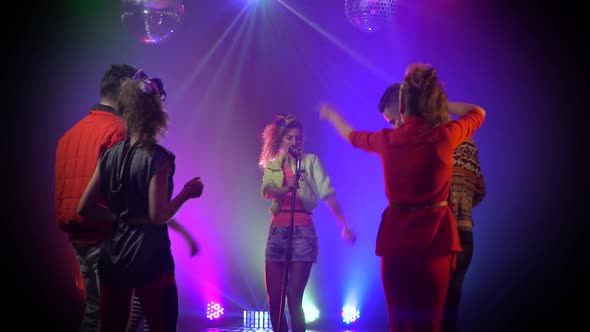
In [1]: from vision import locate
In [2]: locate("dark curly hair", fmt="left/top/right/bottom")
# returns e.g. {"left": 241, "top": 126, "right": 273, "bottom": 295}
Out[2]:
{"left": 400, "top": 63, "right": 451, "bottom": 128}
{"left": 118, "top": 79, "right": 169, "bottom": 147}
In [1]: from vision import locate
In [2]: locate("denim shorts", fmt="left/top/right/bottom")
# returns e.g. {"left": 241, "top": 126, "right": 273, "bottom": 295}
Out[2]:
{"left": 265, "top": 225, "right": 318, "bottom": 263}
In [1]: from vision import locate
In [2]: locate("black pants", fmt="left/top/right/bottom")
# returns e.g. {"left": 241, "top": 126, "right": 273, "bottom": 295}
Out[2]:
{"left": 442, "top": 231, "right": 473, "bottom": 332}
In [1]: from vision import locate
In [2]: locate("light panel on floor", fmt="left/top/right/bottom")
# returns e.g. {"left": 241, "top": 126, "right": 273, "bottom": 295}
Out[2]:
{"left": 303, "top": 303, "right": 320, "bottom": 323}
{"left": 243, "top": 310, "right": 271, "bottom": 328}
{"left": 341, "top": 305, "right": 360, "bottom": 324}
{"left": 207, "top": 301, "right": 225, "bottom": 320}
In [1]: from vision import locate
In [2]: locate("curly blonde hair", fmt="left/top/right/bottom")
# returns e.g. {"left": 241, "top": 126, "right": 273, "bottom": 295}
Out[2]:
{"left": 118, "top": 79, "right": 169, "bottom": 147}
{"left": 258, "top": 114, "right": 303, "bottom": 169}
{"left": 400, "top": 63, "right": 451, "bottom": 128}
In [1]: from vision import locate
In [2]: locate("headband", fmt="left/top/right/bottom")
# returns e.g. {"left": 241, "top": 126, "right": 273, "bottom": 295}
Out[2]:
{"left": 133, "top": 69, "right": 167, "bottom": 101}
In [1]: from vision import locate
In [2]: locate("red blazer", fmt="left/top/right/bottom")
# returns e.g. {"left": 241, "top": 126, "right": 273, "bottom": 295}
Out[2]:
{"left": 349, "top": 110, "right": 484, "bottom": 257}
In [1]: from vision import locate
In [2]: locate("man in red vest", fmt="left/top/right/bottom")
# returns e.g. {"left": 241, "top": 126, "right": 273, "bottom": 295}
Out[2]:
{"left": 55, "top": 64, "right": 137, "bottom": 331}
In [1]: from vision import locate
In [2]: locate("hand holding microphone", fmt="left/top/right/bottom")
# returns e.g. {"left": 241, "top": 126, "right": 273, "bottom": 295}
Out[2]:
{"left": 288, "top": 145, "right": 304, "bottom": 182}
{"left": 286, "top": 175, "right": 300, "bottom": 190}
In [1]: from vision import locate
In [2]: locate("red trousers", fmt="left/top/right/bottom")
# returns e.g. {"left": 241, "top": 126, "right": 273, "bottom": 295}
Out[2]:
{"left": 381, "top": 254, "right": 453, "bottom": 332}
{"left": 99, "top": 274, "right": 178, "bottom": 332}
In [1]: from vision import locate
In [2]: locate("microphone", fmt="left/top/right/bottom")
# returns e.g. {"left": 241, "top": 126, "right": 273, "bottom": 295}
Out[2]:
{"left": 288, "top": 146, "right": 303, "bottom": 181}
{"left": 288, "top": 146, "right": 302, "bottom": 158}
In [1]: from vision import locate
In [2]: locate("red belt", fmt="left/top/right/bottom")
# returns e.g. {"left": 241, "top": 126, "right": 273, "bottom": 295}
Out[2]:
{"left": 389, "top": 200, "right": 448, "bottom": 211}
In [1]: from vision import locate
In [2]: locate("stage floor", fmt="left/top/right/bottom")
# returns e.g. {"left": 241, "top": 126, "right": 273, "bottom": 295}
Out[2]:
{"left": 203, "top": 329, "right": 382, "bottom": 332}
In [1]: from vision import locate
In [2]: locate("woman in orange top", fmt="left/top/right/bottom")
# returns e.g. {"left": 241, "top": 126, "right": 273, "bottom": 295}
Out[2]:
{"left": 319, "top": 62, "right": 486, "bottom": 332}
{"left": 259, "top": 114, "right": 355, "bottom": 332}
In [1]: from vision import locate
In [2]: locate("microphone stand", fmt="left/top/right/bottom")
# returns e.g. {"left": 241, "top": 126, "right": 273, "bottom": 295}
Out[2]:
{"left": 277, "top": 149, "right": 302, "bottom": 332}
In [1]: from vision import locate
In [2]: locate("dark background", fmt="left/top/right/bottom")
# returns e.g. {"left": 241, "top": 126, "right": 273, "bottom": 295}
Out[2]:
{"left": 7, "top": 0, "right": 585, "bottom": 331}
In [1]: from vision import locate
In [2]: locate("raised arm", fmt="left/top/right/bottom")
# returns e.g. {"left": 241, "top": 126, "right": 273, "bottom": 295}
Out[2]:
{"left": 149, "top": 158, "right": 204, "bottom": 224}
{"left": 448, "top": 101, "right": 486, "bottom": 118}
{"left": 319, "top": 103, "right": 354, "bottom": 143}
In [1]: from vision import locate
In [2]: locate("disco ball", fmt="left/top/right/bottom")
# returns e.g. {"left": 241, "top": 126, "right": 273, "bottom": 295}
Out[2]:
{"left": 344, "top": 0, "right": 397, "bottom": 32}
{"left": 121, "top": 0, "right": 184, "bottom": 44}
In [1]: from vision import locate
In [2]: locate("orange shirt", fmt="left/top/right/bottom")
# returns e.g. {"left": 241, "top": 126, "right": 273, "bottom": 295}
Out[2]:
{"left": 349, "top": 110, "right": 484, "bottom": 256}
{"left": 270, "top": 162, "right": 313, "bottom": 227}
{"left": 55, "top": 105, "right": 126, "bottom": 244}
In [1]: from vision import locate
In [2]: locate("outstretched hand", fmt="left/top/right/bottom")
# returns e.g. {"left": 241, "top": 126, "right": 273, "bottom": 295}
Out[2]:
{"left": 168, "top": 219, "right": 200, "bottom": 257}
{"left": 181, "top": 234, "right": 200, "bottom": 257}
{"left": 319, "top": 103, "right": 338, "bottom": 121}
{"left": 341, "top": 226, "right": 357, "bottom": 245}
{"left": 183, "top": 177, "right": 204, "bottom": 199}
{"left": 317, "top": 102, "right": 353, "bottom": 142}
{"left": 187, "top": 238, "right": 199, "bottom": 257}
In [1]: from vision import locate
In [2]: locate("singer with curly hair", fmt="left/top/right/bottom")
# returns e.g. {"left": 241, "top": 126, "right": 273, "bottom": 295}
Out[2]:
{"left": 259, "top": 114, "right": 355, "bottom": 332}
{"left": 77, "top": 70, "right": 205, "bottom": 332}
{"left": 320, "top": 63, "right": 486, "bottom": 332}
